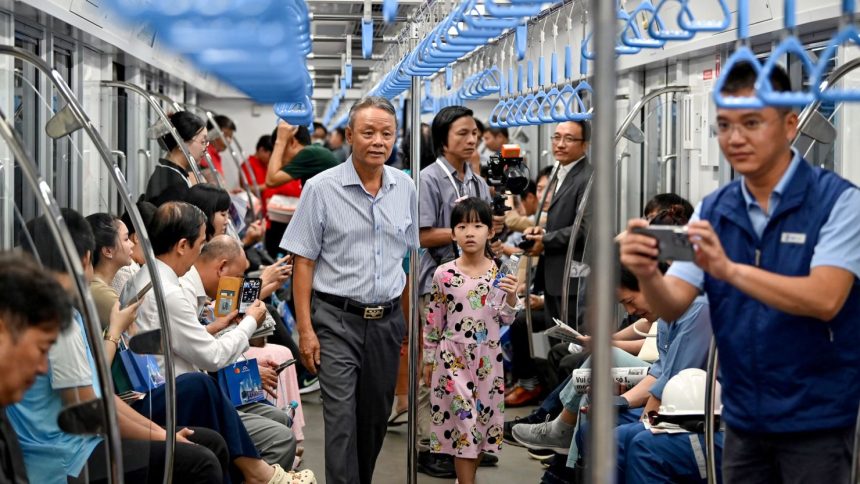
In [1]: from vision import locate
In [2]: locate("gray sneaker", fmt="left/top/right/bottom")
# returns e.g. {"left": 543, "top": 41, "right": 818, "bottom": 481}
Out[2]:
{"left": 511, "top": 417, "right": 572, "bottom": 455}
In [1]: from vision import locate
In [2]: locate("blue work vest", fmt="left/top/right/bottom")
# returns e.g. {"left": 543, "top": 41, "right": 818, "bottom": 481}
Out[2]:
{"left": 700, "top": 159, "right": 860, "bottom": 433}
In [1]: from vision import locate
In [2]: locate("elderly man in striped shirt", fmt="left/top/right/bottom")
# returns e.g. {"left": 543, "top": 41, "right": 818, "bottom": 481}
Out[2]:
{"left": 280, "top": 96, "right": 419, "bottom": 484}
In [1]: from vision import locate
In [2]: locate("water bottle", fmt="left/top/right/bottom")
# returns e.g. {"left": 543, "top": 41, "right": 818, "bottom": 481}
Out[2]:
{"left": 286, "top": 400, "right": 299, "bottom": 428}
{"left": 489, "top": 255, "right": 520, "bottom": 310}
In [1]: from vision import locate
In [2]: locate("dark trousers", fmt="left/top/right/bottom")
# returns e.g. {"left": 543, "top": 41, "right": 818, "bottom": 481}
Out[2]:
{"left": 132, "top": 372, "right": 260, "bottom": 483}
{"left": 509, "top": 309, "right": 549, "bottom": 381}
{"left": 723, "top": 425, "right": 854, "bottom": 484}
{"left": 266, "top": 221, "right": 289, "bottom": 259}
{"left": 313, "top": 296, "right": 404, "bottom": 484}
{"left": 70, "top": 426, "right": 226, "bottom": 484}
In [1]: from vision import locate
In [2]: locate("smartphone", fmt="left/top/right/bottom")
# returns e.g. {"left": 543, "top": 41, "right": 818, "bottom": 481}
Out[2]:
{"left": 275, "top": 359, "right": 296, "bottom": 374}
{"left": 238, "top": 278, "right": 262, "bottom": 315}
{"left": 122, "top": 281, "right": 152, "bottom": 309}
{"left": 517, "top": 239, "right": 536, "bottom": 250}
{"left": 631, "top": 225, "right": 695, "bottom": 262}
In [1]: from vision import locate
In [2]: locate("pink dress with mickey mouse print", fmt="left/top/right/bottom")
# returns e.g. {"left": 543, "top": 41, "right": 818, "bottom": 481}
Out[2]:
{"left": 424, "top": 260, "right": 518, "bottom": 458}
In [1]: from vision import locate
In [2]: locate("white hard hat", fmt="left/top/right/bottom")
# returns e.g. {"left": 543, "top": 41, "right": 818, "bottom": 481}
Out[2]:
{"left": 658, "top": 368, "right": 722, "bottom": 417}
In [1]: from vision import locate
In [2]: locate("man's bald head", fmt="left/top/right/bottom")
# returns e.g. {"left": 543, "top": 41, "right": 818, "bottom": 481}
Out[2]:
{"left": 195, "top": 235, "right": 249, "bottom": 299}
{"left": 199, "top": 234, "right": 243, "bottom": 263}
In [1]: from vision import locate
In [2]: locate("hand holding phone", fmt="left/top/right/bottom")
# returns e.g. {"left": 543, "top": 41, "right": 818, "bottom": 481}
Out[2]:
{"left": 238, "top": 278, "right": 262, "bottom": 315}
{"left": 122, "top": 281, "right": 152, "bottom": 309}
{"left": 630, "top": 225, "right": 695, "bottom": 262}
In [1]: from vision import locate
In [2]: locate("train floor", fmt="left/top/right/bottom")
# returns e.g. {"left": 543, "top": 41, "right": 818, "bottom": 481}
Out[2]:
{"left": 297, "top": 392, "right": 543, "bottom": 483}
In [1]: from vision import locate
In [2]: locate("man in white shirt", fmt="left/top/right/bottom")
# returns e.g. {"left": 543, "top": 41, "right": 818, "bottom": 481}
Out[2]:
{"left": 129, "top": 202, "right": 296, "bottom": 471}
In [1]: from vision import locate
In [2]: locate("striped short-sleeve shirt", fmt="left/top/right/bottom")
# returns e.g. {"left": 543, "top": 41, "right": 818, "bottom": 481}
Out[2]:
{"left": 280, "top": 157, "right": 419, "bottom": 304}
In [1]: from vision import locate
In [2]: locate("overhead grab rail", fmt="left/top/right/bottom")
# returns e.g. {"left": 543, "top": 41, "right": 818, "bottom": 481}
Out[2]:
{"left": 713, "top": 0, "right": 764, "bottom": 109}
{"left": 101, "top": 0, "right": 315, "bottom": 126}
{"left": 756, "top": 0, "right": 817, "bottom": 106}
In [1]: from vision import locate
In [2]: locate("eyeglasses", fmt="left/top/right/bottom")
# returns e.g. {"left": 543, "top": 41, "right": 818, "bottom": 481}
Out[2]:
{"left": 714, "top": 117, "right": 773, "bottom": 137}
{"left": 551, "top": 134, "right": 585, "bottom": 145}
{"left": 191, "top": 134, "right": 210, "bottom": 148}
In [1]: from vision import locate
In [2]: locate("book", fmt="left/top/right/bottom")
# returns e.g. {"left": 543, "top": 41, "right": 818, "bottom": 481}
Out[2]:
{"left": 544, "top": 317, "right": 585, "bottom": 343}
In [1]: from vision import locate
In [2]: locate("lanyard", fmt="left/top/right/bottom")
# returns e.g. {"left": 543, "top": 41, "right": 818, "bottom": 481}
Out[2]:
{"left": 160, "top": 162, "right": 191, "bottom": 188}
{"left": 436, "top": 159, "right": 472, "bottom": 199}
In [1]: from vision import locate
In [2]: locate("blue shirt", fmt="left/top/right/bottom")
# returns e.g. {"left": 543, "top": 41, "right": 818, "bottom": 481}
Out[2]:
{"left": 668, "top": 151, "right": 860, "bottom": 288}
{"left": 7, "top": 312, "right": 102, "bottom": 483}
{"left": 281, "top": 157, "right": 419, "bottom": 304}
{"left": 646, "top": 296, "right": 712, "bottom": 399}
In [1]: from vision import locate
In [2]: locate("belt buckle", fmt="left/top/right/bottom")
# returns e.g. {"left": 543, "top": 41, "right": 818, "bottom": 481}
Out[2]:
{"left": 363, "top": 306, "right": 384, "bottom": 320}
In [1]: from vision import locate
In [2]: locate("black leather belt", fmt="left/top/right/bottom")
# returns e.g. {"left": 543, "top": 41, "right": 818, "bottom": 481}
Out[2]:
{"left": 314, "top": 292, "right": 399, "bottom": 320}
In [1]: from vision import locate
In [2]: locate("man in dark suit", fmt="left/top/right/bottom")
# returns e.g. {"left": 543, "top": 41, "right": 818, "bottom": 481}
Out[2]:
{"left": 523, "top": 119, "right": 592, "bottom": 359}
{"left": 506, "top": 122, "right": 591, "bottom": 409}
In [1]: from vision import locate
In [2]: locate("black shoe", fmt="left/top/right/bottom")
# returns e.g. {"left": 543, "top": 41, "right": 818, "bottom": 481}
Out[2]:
{"left": 504, "top": 408, "right": 550, "bottom": 445}
{"left": 417, "top": 451, "right": 456, "bottom": 478}
{"left": 479, "top": 452, "right": 499, "bottom": 467}
{"left": 540, "top": 454, "right": 582, "bottom": 484}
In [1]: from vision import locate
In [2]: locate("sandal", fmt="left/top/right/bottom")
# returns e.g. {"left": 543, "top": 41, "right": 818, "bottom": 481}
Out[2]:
{"left": 267, "top": 464, "right": 317, "bottom": 484}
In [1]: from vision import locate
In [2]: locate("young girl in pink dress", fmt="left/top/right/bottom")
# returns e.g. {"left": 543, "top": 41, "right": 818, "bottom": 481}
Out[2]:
{"left": 424, "top": 197, "right": 520, "bottom": 484}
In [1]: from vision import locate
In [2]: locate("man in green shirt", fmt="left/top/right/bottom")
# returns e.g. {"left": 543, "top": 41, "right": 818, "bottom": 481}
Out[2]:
{"left": 266, "top": 121, "right": 340, "bottom": 188}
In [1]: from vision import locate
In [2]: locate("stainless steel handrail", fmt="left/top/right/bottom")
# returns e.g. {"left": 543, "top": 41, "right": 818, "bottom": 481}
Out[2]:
{"left": 407, "top": 29, "right": 421, "bottom": 481}
{"left": 229, "top": 135, "right": 264, "bottom": 203}
{"left": 704, "top": 338, "right": 719, "bottom": 484}
{"left": 0, "top": 104, "right": 124, "bottom": 483}
{"left": 523, "top": 162, "right": 560, "bottom": 359}
{"left": 587, "top": 0, "right": 619, "bottom": 481}
{"left": 795, "top": 57, "right": 860, "bottom": 137}
{"left": 0, "top": 55, "right": 180, "bottom": 483}
{"left": 101, "top": 80, "right": 205, "bottom": 188}
{"left": 181, "top": 104, "right": 262, "bottom": 221}
{"left": 559, "top": 86, "right": 692, "bottom": 325}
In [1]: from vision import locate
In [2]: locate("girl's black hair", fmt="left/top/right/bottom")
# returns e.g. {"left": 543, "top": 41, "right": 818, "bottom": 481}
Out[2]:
{"left": 450, "top": 197, "right": 494, "bottom": 259}
{"left": 121, "top": 198, "right": 158, "bottom": 238}
{"left": 85, "top": 213, "right": 121, "bottom": 268}
{"left": 160, "top": 111, "right": 205, "bottom": 152}
{"left": 185, "top": 183, "right": 232, "bottom": 240}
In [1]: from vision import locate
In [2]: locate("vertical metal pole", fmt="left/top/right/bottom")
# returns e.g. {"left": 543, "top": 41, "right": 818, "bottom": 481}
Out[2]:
{"left": 587, "top": 0, "right": 618, "bottom": 482}
{"left": 406, "top": 20, "right": 422, "bottom": 484}
{"left": 704, "top": 338, "right": 719, "bottom": 484}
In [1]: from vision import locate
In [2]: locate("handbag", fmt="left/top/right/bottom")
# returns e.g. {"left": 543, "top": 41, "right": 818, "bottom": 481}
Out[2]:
{"left": 118, "top": 347, "right": 166, "bottom": 393}
{"left": 217, "top": 358, "right": 267, "bottom": 407}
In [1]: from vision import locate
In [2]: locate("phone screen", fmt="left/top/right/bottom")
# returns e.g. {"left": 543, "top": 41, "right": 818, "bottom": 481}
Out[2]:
{"left": 238, "top": 278, "right": 262, "bottom": 315}
{"left": 122, "top": 281, "right": 152, "bottom": 309}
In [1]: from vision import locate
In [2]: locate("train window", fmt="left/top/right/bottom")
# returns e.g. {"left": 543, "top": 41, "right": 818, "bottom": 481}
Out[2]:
{"left": 51, "top": 40, "right": 75, "bottom": 209}
{"left": 12, "top": 26, "right": 41, "bottom": 224}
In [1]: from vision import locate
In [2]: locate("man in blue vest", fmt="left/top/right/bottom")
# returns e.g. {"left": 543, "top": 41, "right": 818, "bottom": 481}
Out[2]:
{"left": 620, "top": 61, "right": 860, "bottom": 483}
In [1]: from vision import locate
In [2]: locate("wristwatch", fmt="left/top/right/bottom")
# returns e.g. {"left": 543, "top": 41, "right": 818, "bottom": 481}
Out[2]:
{"left": 103, "top": 328, "right": 121, "bottom": 346}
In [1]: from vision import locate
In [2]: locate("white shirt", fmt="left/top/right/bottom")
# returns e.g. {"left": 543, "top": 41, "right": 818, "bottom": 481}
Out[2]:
{"left": 130, "top": 259, "right": 257, "bottom": 376}
{"left": 554, "top": 156, "right": 585, "bottom": 193}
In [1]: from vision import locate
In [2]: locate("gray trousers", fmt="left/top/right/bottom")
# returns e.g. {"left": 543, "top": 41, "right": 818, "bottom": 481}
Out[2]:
{"left": 238, "top": 402, "right": 296, "bottom": 470}
{"left": 723, "top": 424, "right": 854, "bottom": 484}
{"left": 313, "top": 297, "right": 404, "bottom": 484}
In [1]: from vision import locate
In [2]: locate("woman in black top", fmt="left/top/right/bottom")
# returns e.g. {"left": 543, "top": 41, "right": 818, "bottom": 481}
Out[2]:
{"left": 144, "top": 111, "right": 208, "bottom": 206}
